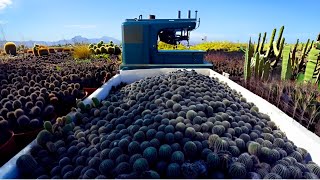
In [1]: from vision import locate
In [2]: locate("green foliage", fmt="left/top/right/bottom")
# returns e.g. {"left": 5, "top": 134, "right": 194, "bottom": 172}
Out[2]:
{"left": 158, "top": 41, "right": 247, "bottom": 52}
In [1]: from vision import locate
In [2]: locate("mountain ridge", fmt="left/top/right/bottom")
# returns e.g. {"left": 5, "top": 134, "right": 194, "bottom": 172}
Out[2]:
{"left": 0, "top": 35, "right": 121, "bottom": 47}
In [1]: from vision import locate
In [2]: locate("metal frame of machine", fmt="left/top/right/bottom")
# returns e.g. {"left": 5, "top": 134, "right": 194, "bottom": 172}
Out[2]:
{"left": 120, "top": 10, "right": 213, "bottom": 70}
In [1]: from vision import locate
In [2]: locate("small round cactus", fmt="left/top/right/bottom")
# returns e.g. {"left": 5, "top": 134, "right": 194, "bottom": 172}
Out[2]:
{"left": 4, "top": 42, "right": 17, "bottom": 56}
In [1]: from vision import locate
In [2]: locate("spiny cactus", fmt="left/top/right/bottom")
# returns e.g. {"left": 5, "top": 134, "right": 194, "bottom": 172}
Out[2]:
{"left": 92, "top": 97, "right": 100, "bottom": 108}
{"left": 281, "top": 45, "right": 293, "bottom": 80}
{"left": 271, "top": 164, "right": 290, "bottom": 179}
{"left": 36, "top": 130, "right": 53, "bottom": 146}
{"left": 248, "top": 141, "right": 261, "bottom": 156}
{"left": 304, "top": 47, "right": 320, "bottom": 83}
{"left": 16, "top": 154, "right": 38, "bottom": 174}
{"left": 100, "top": 46, "right": 108, "bottom": 54}
{"left": 244, "top": 38, "right": 254, "bottom": 82}
{"left": 114, "top": 46, "right": 121, "bottom": 55}
{"left": 44, "top": 121, "right": 52, "bottom": 132}
{"left": 4, "top": 42, "right": 17, "bottom": 56}
{"left": 133, "top": 158, "right": 149, "bottom": 173}
{"left": 228, "top": 162, "right": 247, "bottom": 178}
{"left": 107, "top": 46, "right": 115, "bottom": 54}
{"left": 271, "top": 26, "right": 285, "bottom": 67}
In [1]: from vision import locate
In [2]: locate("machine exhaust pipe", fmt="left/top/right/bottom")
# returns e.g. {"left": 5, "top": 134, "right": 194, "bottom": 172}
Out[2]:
{"left": 149, "top": 15, "right": 155, "bottom": 19}
{"left": 188, "top": 10, "right": 191, "bottom": 18}
{"left": 178, "top": 10, "right": 181, "bottom": 19}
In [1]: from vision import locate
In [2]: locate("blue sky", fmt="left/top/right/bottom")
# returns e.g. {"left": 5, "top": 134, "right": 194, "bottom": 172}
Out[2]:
{"left": 0, "top": 0, "right": 319, "bottom": 43}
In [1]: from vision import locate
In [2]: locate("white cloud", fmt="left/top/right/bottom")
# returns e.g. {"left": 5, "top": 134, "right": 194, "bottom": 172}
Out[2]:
{"left": 64, "top": 24, "right": 97, "bottom": 29}
{"left": 0, "top": 0, "right": 12, "bottom": 11}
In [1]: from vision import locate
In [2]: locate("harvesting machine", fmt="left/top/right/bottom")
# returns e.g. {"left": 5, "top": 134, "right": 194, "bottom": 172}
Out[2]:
{"left": 120, "top": 10, "right": 213, "bottom": 70}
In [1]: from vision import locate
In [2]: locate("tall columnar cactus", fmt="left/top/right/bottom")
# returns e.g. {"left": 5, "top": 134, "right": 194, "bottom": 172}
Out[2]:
{"left": 259, "top": 32, "right": 267, "bottom": 53}
{"left": 262, "top": 61, "right": 271, "bottom": 81}
{"left": 296, "top": 39, "right": 314, "bottom": 73}
{"left": 244, "top": 38, "right": 254, "bottom": 81}
{"left": 281, "top": 45, "right": 293, "bottom": 80}
{"left": 304, "top": 47, "right": 320, "bottom": 83}
{"left": 254, "top": 52, "right": 260, "bottom": 78}
{"left": 265, "top": 28, "right": 276, "bottom": 58}
{"left": 255, "top": 33, "right": 261, "bottom": 53}
{"left": 243, "top": 26, "right": 285, "bottom": 82}
{"left": 271, "top": 26, "right": 285, "bottom": 68}
{"left": 292, "top": 39, "right": 299, "bottom": 68}
{"left": 4, "top": 42, "right": 17, "bottom": 56}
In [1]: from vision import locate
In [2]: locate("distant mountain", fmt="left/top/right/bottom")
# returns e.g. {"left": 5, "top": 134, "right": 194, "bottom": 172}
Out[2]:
{"left": 0, "top": 36, "right": 121, "bottom": 48}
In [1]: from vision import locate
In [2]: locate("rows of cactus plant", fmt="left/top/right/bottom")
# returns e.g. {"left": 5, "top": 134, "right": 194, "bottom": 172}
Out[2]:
{"left": 240, "top": 78, "right": 320, "bottom": 135}
{"left": 2, "top": 42, "right": 75, "bottom": 57}
{"left": 88, "top": 40, "right": 121, "bottom": 56}
{"left": 244, "top": 27, "right": 320, "bottom": 87}
{"left": 0, "top": 54, "right": 120, "bottom": 166}
{"left": 241, "top": 28, "right": 320, "bottom": 132}
{"left": 205, "top": 51, "right": 244, "bottom": 78}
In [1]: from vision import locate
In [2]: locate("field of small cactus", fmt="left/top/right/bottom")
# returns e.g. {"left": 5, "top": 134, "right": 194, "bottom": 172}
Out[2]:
{"left": 0, "top": 43, "right": 120, "bottom": 166}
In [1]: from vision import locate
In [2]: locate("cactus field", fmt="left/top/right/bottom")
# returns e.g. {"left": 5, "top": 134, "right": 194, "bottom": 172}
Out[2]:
{"left": 0, "top": 27, "right": 320, "bottom": 179}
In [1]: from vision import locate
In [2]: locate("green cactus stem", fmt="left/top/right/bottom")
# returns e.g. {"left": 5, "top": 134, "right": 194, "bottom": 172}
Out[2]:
{"left": 259, "top": 32, "right": 267, "bottom": 53}
{"left": 265, "top": 28, "right": 276, "bottom": 57}
{"left": 255, "top": 33, "right": 261, "bottom": 53}
{"left": 258, "top": 56, "right": 265, "bottom": 78}
{"left": 254, "top": 53, "right": 260, "bottom": 78}
{"left": 262, "top": 61, "right": 271, "bottom": 81}
{"left": 281, "top": 45, "right": 293, "bottom": 80}
{"left": 307, "top": 40, "right": 314, "bottom": 54}
{"left": 244, "top": 38, "right": 254, "bottom": 81}
{"left": 292, "top": 39, "right": 299, "bottom": 69}
{"left": 304, "top": 48, "right": 320, "bottom": 83}
{"left": 275, "top": 26, "right": 284, "bottom": 48}
{"left": 271, "top": 37, "right": 285, "bottom": 68}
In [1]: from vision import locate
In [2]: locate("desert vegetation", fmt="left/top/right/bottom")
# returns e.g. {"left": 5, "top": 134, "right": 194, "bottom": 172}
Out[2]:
{"left": 0, "top": 26, "right": 320, "bottom": 179}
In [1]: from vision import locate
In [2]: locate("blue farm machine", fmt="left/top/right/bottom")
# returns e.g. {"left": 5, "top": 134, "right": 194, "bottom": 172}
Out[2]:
{"left": 120, "top": 10, "right": 213, "bottom": 70}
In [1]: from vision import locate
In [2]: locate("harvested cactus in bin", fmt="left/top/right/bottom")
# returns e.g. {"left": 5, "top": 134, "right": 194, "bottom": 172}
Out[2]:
{"left": 15, "top": 70, "right": 320, "bottom": 179}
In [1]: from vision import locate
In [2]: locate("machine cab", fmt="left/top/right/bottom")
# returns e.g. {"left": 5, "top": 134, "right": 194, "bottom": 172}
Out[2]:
{"left": 120, "top": 10, "right": 212, "bottom": 70}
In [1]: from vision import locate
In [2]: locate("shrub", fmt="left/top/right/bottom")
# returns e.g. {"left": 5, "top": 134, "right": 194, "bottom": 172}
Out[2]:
{"left": 73, "top": 45, "right": 92, "bottom": 59}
